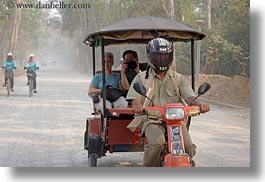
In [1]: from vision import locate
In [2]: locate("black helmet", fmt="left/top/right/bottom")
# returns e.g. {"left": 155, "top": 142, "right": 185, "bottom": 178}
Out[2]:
{"left": 146, "top": 38, "right": 173, "bottom": 71}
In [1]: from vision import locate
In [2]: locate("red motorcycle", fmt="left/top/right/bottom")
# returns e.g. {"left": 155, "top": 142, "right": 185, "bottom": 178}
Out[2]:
{"left": 105, "top": 82, "right": 210, "bottom": 167}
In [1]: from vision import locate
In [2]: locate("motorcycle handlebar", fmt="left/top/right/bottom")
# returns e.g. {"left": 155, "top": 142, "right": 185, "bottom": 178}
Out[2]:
{"left": 107, "top": 108, "right": 148, "bottom": 117}
{"left": 107, "top": 105, "right": 200, "bottom": 118}
{"left": 107, "top": 108, "right": 135, "bottom": 117}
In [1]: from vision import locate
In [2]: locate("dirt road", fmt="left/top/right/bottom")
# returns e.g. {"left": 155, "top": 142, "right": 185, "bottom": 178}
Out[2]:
{"left": 0, "top": 68, "right": 250, "bottom": 167}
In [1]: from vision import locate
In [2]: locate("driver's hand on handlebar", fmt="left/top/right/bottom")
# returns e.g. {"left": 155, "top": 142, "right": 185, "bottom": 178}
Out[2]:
{"left": 132, "top": 99, "right": 143, "bottom": 114}
{"left": 199, "top": 103, "right": 210, "bottom": 113}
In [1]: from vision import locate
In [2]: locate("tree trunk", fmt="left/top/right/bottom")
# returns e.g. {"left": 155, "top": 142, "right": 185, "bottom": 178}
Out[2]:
{"left": 206, "top": 0, "right": 211, "bottom": 30}
{"left": 0, "top": 15, "right": 9, "bottom": 52}
{"left": 9, "top": 0, "right": 22, "bottom": 55}
{"left": 167, "top": 0, "right": 174, "bottom": 19}
{"left": 76, "top": 2, "right": 90, "bottom": 72}
{"left": 203, "top": 0, "right": 212, "bottom": 74}
{"left": 160, "top": 0, "right": 175, "bottom": 19}
{"left": 160, "top": 0, "right": 177, "bottom": 71}
{"left": 81, "top": 9, "right": 90, "bottom": 72}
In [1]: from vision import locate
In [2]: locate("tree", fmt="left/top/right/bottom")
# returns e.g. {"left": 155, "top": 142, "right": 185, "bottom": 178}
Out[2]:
{"left": 206, "top": 0, "right": 211, "bottom": 30}
{"left": 55, "top": 0, "right": 249, "bottom": 77}
{"left": 0, "top": 0, "right": 48, "bottom": 63}
{"left": 9, "top": 0, "right": 22, "bottom": 55}
{"left": 0, "top": 14, "right": 9, "bottom": 52}
{"left": 161, "top": 0, "right": 174, "bottom": 19}
{"left": 202, "top": 0, "right": 249, "bottom": 77}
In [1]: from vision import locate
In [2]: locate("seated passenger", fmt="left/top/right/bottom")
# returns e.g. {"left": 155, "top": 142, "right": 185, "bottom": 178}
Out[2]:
{"left": 88, "top": 52, "right": 128, "bottom": 112}
{"left": 120, "top": 50, "right": 140, "bottom": 94}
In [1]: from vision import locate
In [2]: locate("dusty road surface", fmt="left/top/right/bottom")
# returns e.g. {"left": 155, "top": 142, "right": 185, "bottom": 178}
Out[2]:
{"left": 0, "top": 68, "right": 250, "bottom": 167}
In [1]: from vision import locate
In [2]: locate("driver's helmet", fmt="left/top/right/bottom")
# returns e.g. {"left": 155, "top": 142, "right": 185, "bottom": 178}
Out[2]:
{"left": 7, "top": 52, "right": 13, "bottom": 57}
{"left": 29, "top": 54, "right": 34, "bottom": 58}
{"left": 146, "top": 38, "right": 173, "bottom": 71}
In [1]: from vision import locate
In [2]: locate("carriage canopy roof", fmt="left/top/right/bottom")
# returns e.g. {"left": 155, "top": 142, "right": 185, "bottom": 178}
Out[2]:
{"left": 84, "top": 16, "right": 205, "bottom": 46}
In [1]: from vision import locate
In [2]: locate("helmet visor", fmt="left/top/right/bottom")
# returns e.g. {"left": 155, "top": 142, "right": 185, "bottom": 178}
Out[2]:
{"left": 150, "top": 52, "right": 173, "bottom": 68}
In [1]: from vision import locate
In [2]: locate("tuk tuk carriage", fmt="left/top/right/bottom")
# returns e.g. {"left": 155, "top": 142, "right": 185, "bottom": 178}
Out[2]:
{"left": 83, "top": 16, "right": 205, "bottom": 167}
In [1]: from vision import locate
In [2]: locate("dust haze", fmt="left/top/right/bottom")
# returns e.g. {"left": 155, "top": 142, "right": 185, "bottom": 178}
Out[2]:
{"left": 33, "top": 28, "right": 77, "bottom": 71}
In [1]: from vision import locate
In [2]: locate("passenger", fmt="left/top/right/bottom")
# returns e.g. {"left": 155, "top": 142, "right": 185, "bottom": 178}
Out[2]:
{"left": 88, "top": 52, "right": 128, "bottom": 112}
{"left": 2, "top": 52, "right": 16, "bottom": 91}
{"left": 120, "top": 50, "right": 140, "bottom": 93}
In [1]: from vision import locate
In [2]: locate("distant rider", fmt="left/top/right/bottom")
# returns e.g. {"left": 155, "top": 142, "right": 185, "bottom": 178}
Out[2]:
{"left": 2, "top": 52, "right": 16, "bottom": 91}
{"left": 24, "top": 54, "right": 39, "bottom": 93}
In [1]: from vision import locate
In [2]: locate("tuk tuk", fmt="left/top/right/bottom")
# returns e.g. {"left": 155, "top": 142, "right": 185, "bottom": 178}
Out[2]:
{"left": 83, "top": 16, "right": 205, "bottom": 167}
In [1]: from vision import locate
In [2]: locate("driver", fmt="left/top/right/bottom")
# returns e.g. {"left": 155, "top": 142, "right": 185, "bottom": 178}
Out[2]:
{"left": 126, "top": 38, "right": 210, "bottom": 167}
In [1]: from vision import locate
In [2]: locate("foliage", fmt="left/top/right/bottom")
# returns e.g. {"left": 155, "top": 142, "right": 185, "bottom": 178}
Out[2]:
{"left": 0, "top": 0, "right": 250, "bottom": 77}
{"left": 0, "top": 0, "right": 48, "bottom": 62}
{"left": 206, "top": 0, "right": 250, "bottom": 76}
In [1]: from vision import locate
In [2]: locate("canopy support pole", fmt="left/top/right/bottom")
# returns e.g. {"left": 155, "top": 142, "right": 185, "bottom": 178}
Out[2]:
{"left": 191, "top": 40, "right": 195, "bottom": 91}
{"left": 92, "top": 45, "right": 96, "bottom": 75}
{"left": 100, "top": 38, "right": 106, "bottom": 118}
{"left": 187, "top": 40, "right": 195, "bottom": 131}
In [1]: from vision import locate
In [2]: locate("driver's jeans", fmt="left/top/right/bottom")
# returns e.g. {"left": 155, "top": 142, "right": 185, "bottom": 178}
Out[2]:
{"left": 143, "top": 122, "right": 196, "bottom": 167}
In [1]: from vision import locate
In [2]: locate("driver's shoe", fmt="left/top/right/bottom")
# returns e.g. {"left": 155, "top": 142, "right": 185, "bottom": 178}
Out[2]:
{"left": 11, "top": 88, "right": 14, "bottom": 92}
{"left": 33, "top": 90, "right": 37, "bottom": 94}
{"left": 26, "top": 82, "right": 29, "bottom": 86}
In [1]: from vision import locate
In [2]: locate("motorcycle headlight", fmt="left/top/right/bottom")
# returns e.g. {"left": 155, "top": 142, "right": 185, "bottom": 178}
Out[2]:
{"left": 166, "top": 107, "right": 185, "bottom": 120}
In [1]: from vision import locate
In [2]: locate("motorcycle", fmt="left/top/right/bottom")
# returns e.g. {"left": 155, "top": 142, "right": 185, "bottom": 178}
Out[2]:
{"left": 131, "top": 82, "right": 211, "bottom": 167}
{"left": 105, "top": 82, "right": 210, "bottom": 167}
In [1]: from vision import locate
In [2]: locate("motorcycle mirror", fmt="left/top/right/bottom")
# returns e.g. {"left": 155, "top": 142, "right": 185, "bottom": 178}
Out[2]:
{"left": 133, "top": 82, "right": 146, "bottom": 96}
{"left": 133, "top": 82, "right": 154, "bottom": 106}
{"left": 198, "top": 82, "right": 211, "bottom": 96}
{"left": 190, "top": 82, "right": 211, "bottom": 106}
